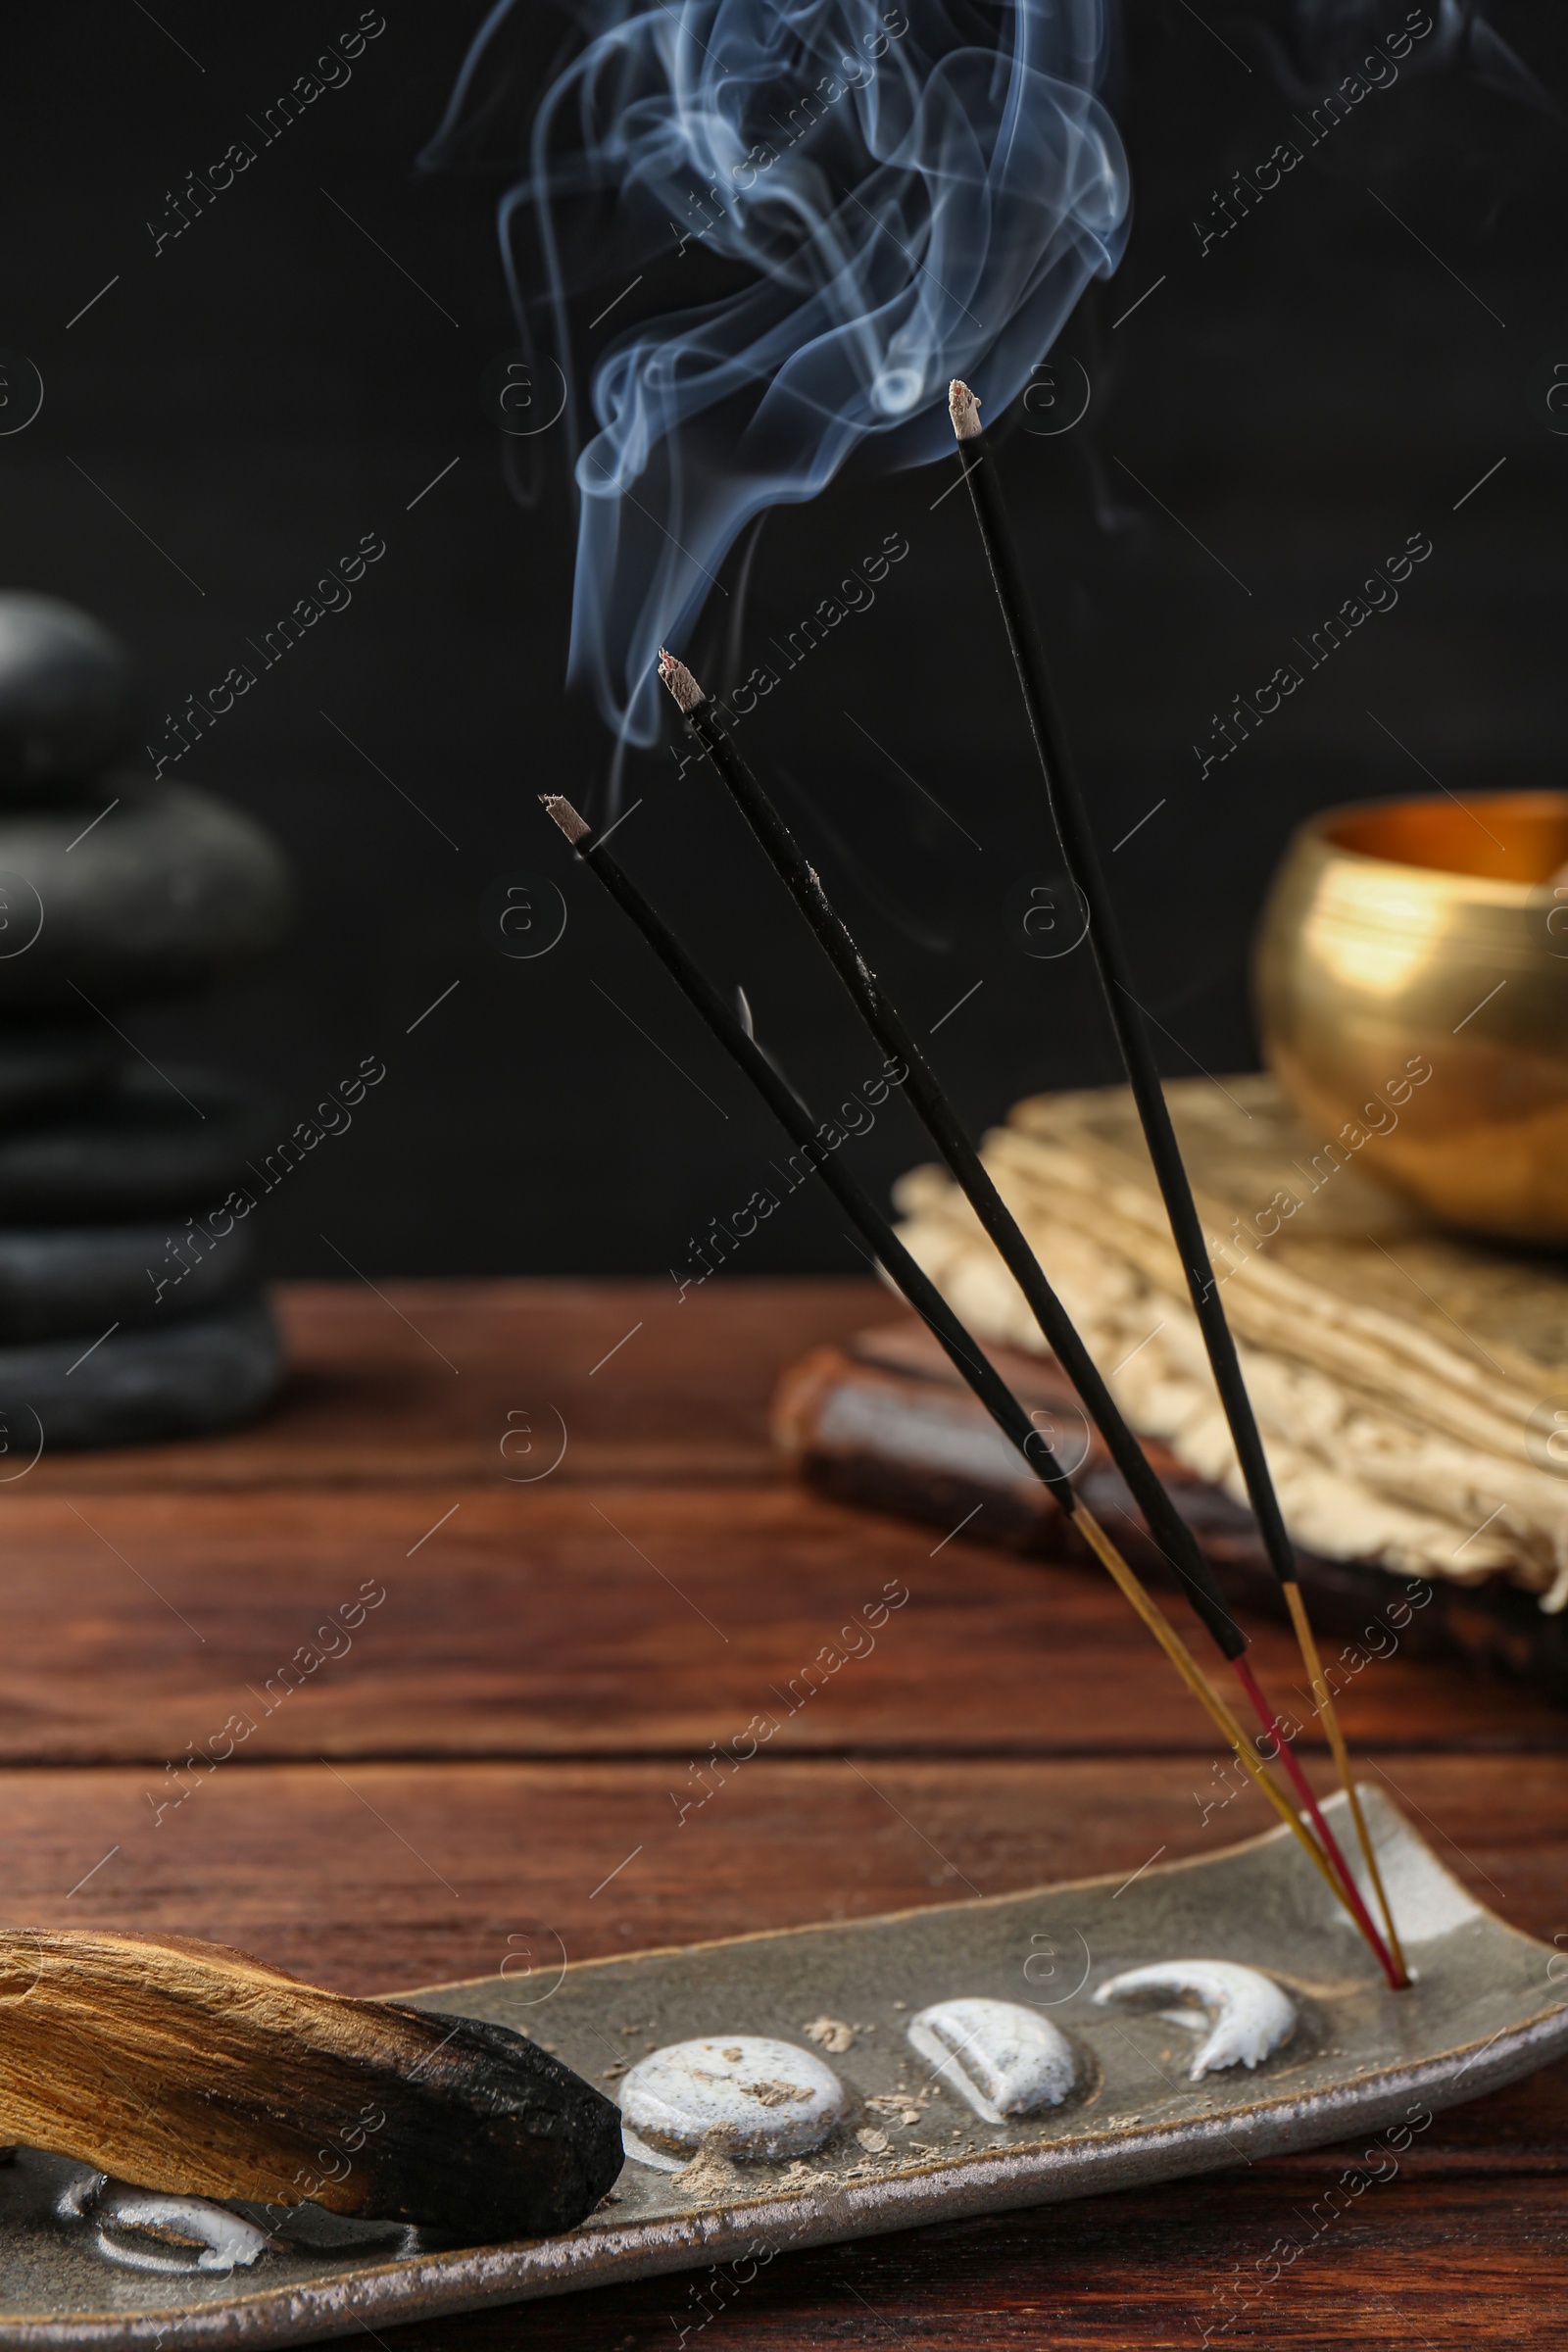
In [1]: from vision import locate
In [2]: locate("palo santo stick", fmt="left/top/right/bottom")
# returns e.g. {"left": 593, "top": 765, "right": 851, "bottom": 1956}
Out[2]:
{"left": 0, "top": 1931, "right": 622, "bottom": 2240}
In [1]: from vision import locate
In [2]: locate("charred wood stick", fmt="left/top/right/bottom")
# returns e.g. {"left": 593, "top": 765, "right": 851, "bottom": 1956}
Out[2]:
{"left": 0, "top": 1931, "right": 622, "bottom": 2241}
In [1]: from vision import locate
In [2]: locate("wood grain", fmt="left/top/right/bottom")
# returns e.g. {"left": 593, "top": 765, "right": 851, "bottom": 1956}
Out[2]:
{"left": 0, "top": 1480, "right": 1559, "bottom": 1765}
{"left": 9, "top": 1280, "right": 1565, "bottom": 2346}
{"left": 17, "top": 1281, "right": 884, "bottom": 1494}
{"left": 2, "top": 1756, "right": 1561, "bottom": 1996}
{"left": 381, "top": 2169, "right": 1568, "bottom": 2349}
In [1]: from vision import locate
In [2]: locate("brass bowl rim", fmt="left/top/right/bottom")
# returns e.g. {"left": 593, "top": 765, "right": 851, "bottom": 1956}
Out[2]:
{"left": 1293, "top": 789, "right": 1568, "bottom": 906}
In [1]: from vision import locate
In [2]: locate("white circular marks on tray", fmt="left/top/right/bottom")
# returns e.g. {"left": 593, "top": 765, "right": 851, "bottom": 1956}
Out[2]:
{"left": 906, "top": 1998, "right": 1077, "bottom": 2123}
{"left": 617, "top": 2035, "right": 848, "bottom": 2169}
{"left": 1094, "top": 1960, "right": 1297, "bottom": 2082}
{"left": 56, "top": 2172, "right": 271, "bottom": 2274}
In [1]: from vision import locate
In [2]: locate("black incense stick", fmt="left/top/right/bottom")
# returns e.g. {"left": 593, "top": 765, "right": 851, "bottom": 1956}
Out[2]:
{"left": 658, "top": 653, "right": 1240, "bottom": 1658}
{"left": 540, "top": 790, "right": 1390, "bottom": 1958}
{"left": 654, "top": 648, "right": 1401, "bottom": 1990}
{"left": 947, "top": 376, "right": 1406, "bottom": 1985}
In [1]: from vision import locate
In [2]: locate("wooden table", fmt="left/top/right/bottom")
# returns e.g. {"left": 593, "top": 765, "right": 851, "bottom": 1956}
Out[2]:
{"left": 14, "top": 1280, "right": 1566, "bottom": 2346}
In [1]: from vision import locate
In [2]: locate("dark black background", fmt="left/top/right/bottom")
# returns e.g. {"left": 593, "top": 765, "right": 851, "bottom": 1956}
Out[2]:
{"left": 3, "top": 1, "right": 1563, "bottom": 1277}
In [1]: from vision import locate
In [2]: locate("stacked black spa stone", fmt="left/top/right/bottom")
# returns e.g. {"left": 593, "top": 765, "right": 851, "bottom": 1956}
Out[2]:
{"left": 0, "top": 593, "right": 291, "bottom": 1450}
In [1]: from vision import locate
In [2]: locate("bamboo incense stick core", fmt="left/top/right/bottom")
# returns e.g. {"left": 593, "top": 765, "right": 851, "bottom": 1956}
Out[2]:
{"left": 1073, "top": 1508, "right": 1358, "bottom": 1920}
{"left": 1284, "top": 1585, "right": 1409, "bottom": 1983}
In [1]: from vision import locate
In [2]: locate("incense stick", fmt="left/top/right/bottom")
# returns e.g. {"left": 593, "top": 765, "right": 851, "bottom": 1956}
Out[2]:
{"left": 540, "top": 791, "right": 1385, "bottom": 1956}
{"left": 657, "top": 654, "right": 1240, "bottom": 1646}
{"left": 657, "top": 649, "right": 1400, "bottom": 1988}
{"left": 948, "top": 377, "right": 1407, "bottom": 1986}
{"left": 658, "top": 659, "right": 1231, "bottom": 1655}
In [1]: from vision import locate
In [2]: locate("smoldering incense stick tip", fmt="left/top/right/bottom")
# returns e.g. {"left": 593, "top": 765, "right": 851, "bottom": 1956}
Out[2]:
{"left": 540, "top": 794, "right": 591, "bottom": 846}
{"left": 949, "top": 379, "right": 982, "bottom": 441}
{"left": 658, "top": 647, "right": 707, "bottom": 714}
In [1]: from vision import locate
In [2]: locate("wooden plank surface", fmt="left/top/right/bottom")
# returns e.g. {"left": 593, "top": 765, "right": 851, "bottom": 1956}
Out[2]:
{"left": 10, "top": 1755, "right": 1562, "bottom": 2000}
{"left": 9, "top": 1482, "right": 1562, "bottom": 1762}
{"left": 10, "top": 1281, "right": 1567, "bottom": 2347}
{"left": 18, "top": 1283, "right": 879, "bottom": 1494}
{"left": 3, "top": 1280, "right": 1561, "bottom": 1762}
{"left": 385, "top": 2167, "right": 1568, "bottom": 2350}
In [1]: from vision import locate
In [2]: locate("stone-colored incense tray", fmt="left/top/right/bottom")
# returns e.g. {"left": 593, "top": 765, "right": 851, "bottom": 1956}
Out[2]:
{"left": 2, "top": 1786, "right": 1563, "bottom": 2348}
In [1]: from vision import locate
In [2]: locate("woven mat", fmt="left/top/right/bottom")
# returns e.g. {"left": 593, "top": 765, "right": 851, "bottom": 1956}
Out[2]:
{"left": 893, "top": 1075, "right": 1568, "bottom": 1605}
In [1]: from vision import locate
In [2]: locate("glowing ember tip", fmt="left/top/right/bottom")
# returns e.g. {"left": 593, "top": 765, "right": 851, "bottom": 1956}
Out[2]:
{"left": 949, "top": 379, "right": 982, "bottom": 440}
{"left": 540, "top": 794, "right": 590, "bottom": 845}
{"left": 657, "top": 649, "right": 706, "bottom": 713}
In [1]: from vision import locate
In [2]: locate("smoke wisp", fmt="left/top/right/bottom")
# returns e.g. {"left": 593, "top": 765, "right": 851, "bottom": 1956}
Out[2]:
{"left": 425, "top": 0, "right": 1129, "bottom": 745}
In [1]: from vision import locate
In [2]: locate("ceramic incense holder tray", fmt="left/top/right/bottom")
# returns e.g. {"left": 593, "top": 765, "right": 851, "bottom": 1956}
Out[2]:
{"left": 3, "top": 1786, "right": 1564, "bottom": 2348}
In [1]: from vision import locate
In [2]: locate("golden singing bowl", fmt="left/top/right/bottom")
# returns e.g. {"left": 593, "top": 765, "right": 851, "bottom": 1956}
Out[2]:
{"left": 1254, "top": 791, "right": 1568, "bottom": 1241}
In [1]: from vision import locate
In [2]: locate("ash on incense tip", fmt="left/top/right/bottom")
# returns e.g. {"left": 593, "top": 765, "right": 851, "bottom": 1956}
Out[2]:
{"left": 658, "top": 648, "right": 706, "bottom": 712}
{"left": 540, "top": 794, "right": 590, "bottom": 845}
{"left": 949, "top": 379, "right": 982, "bottom": 439}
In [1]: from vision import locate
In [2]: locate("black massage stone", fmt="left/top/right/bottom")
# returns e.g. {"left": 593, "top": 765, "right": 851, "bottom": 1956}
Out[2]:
{"left": 0, "top": 591, "right": 293, "bottom": 1448}
{"left": 0, "top": 594, "right": 139, "bottom": 790}
{"left": 0, "top": 780, "right": 291, "bottom": 1007}
{"left": 0, "top": 1065, "right": 270, "bottom": 1223}
{"left": 0, "top": 1216, "right": 261, "bottom": 1343}
{"left": 0, "top": 1020, "right": 115, "bottom": 1124}
{"left": 0, "top": 1293, "right": 283, "bottom": 1452}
